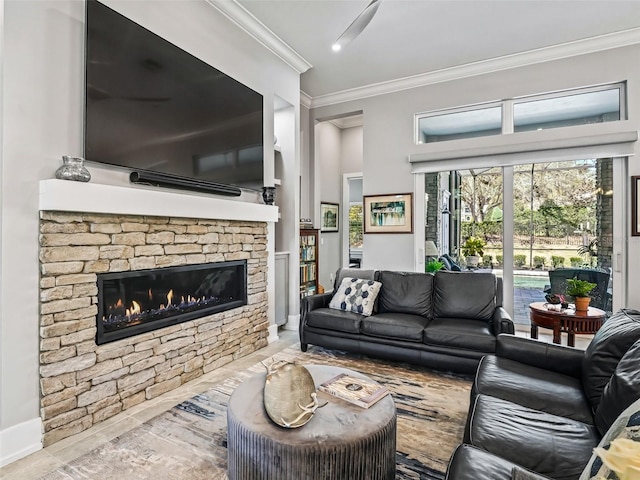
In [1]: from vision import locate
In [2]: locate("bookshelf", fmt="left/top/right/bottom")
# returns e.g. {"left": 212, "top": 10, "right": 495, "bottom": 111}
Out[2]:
{"left": 300, "top": 228, "right": 319, "bottom": 298}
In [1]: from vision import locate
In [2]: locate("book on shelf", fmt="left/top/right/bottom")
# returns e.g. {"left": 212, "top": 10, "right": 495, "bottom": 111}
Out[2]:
{"left": 318, "top": 373, "right": 389, "bottom": 409}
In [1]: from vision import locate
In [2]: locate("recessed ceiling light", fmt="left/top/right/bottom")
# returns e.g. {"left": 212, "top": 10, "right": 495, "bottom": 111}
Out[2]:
{"left": 332, "top": 44, "right": 341, "bottom": 52}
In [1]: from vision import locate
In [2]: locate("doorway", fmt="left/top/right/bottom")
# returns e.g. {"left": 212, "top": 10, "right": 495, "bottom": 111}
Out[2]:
{"left": 343, "top": 174, "right": 363, "bottom": 268}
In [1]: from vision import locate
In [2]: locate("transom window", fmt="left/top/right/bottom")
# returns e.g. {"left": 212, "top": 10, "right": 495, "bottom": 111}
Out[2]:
{"left": 416, "top": 83, "right": 626, "bottom": 144}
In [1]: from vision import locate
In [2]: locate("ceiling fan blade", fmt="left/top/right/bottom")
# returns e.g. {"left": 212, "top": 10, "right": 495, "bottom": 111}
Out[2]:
{"left": 333, "top": 0, "right": 382, "bottom": 51}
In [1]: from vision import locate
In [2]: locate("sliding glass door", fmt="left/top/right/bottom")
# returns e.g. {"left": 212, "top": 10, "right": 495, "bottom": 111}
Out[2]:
{"left": 421, "top": 157, "right": 621, "bottom": 327}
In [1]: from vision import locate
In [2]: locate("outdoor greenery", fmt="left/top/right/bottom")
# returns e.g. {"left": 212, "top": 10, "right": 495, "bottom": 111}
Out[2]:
{"left": 461, "top": 163, "right": 597, "bottom": 237}
{"left": 461, "top": 237, "right": 485, "bottom": 257}
{"left": 566, "top": 278, "right": 597, "bottom": 298}
{"left": 457, "top": 160, "right": 606, "bottom": 271}
{"left": 482, "top": 255, "right": 493, "bottom": 267}
{"left": 514, "top": 254, "right": 527, "bottom": 267}
{"left": 349, "top": 205, "right": 363, "bottom": 249}
{"left": 570, "top": 256, "right": 583, "bottom": 267}
{"left": 533, "top": 256, "right": 546, "bottom": 268}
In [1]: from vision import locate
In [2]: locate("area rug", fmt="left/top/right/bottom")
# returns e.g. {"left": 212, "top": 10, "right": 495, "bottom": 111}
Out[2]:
{"left": 40, "top": 345, "right": 472, "bottom": 480}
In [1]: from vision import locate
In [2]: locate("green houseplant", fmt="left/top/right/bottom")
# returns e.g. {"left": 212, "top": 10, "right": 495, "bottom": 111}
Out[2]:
{"left": 566, "top": 277, "right": 597, "bottom": 312}
{"left": 426, "top": 260, "right": 444, "bottom": 273}
{"left": 462, "top": 237, "right": 486, "bottom": 267}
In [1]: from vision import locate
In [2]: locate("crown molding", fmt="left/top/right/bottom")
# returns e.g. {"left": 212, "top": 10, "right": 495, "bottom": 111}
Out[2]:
{"left": 309, "top": 27, "right": 640, "bottom": 109}
{"left": 206, "top": 0, "right": 312, "bottom": 74}
{"left": 300, "top": 91, "right": 312, "bottom": 109}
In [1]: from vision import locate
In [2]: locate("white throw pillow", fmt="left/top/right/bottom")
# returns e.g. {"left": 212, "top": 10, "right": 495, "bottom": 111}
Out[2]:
{"left": 579, "top": 396, "right": 640, "bottom": 480}
{"left": 328, "top": 277, "right": 382, "bottom": 316}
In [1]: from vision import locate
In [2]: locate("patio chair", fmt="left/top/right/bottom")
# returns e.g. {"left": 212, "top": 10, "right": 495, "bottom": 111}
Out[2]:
{"left": 546, "top": 268, "right": 611, "bottom": 311}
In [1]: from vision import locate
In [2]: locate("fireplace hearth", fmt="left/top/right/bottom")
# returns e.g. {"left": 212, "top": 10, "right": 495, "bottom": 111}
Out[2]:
{"left": 97, "top": 260, "right": 247, "bottom": 344}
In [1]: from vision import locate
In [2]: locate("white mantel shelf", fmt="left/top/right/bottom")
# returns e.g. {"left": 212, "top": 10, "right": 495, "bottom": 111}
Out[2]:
{"left": 39, "top": 179, "right": 279, "bottom": 223}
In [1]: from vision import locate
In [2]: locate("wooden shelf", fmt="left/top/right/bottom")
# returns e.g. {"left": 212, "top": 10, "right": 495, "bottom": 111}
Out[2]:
{"left": 300, "top": 228, "right": 319, "bottom": 298}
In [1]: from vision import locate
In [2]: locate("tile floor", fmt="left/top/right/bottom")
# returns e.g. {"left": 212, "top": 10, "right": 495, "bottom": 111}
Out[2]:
{"left": 1, "top": 326, "right": 592, "bottom": 479}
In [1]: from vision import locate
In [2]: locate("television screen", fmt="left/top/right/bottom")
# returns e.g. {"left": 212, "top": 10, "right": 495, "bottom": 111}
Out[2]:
{"left": 84, "top": 0, "right": 264, "bottom": 191}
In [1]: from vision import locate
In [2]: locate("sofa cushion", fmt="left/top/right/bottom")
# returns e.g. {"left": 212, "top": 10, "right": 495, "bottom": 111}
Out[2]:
{"left": 594, "top": 338, "right": 640, "bottom": 436}
{"left": 423, "top": 318, "right": 496, "bottom": 352}
{"left": 360, "top": 312, "right": 429, "bottom": 342}
{"left": 304, "top": 307, "right": 364, "bottom": 334}
{"left": 377, "top": 270, "right": 433, "bottom": 317}
{"left": 329, "top": 277, "right": 382, "bottom": 316}
{"left": 582, "top": 309, "right": 640, "bottom": 412}
{"left": 473, "top": 355, "right": 593, "bottom": 424}
{"left": 468, "top": 395, "right": 599, "bottom": 480}
{"left": 433, "top": 271, "right": 496, "bottom": 321}
{"left": 446, "top": 444, "right": 518, "bottom": 480}
{"left": 333, "top": 268, "right": 377, "bottom": 291}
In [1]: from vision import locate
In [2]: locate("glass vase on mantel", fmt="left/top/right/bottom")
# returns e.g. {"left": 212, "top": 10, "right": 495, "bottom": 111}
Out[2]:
{"left": 55, "top": 155, "right": 91, "bottom": 182}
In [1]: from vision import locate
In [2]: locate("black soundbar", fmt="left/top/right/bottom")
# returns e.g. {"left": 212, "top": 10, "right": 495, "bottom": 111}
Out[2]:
{"left": 129, "top": 171, "right": 242, "bottom": 197}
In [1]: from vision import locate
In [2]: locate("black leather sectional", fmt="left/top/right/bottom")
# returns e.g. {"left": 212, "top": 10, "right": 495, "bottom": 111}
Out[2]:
{"left": 446, "top": 309, "right": 640, "bottom": 480}
{"left": 300, "top": 268, "right": 514, "bottom": 374}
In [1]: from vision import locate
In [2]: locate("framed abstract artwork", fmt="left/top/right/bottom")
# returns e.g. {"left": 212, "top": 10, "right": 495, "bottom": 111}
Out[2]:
{"left": 320, "top": 202, "right": 339, "bottom": 232}
{"left": 363, "top": 193, "right": 413, "bottom": 234}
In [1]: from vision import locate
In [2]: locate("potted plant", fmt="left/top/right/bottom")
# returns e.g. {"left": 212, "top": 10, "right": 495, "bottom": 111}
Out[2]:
{"left": 461, "top": 237, "right": 485, "bottom": 268}
{"left": 566, "top": 277, "right": 597, "bottom": 312}
{"left": 426, "top": 260, "right": 444, "bottom": 273}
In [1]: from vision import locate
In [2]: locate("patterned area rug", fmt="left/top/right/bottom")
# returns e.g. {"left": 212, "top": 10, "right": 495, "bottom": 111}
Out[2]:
{"left": 41, "top": 345, "right": 471, "bottom": 480}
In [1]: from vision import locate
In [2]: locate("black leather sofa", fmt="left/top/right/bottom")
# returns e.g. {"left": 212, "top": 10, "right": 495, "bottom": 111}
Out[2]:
{"left": 300, "top": 268, "right": 514, "bottom": 374}
{"left": 446, "top": 308, "right": 640, "bottom": 480}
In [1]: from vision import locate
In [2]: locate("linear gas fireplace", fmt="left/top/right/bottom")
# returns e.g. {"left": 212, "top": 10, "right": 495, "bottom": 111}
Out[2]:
{"left": 97, "top": 260, "right": 247, "bottom": 344}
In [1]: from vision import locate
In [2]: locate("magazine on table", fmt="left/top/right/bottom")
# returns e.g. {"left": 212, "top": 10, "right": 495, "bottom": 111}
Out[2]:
{"left": 318, "top": 373, "right": 389, "bottom": 408}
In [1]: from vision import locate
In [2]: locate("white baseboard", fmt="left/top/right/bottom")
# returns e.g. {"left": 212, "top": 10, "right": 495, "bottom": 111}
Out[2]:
{"left": 0, "top": 417, "right": 42, "bottom": 467}
{"left": 284, "top": 314, "right": 300, "bottom": 331}
{"left": 267, "top": 324, "right": 279, "bottom": 343}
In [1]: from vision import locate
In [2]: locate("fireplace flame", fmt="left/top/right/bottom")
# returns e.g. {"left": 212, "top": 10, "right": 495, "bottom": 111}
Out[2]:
{"left": 167, "top": 289, "right": 174, "bottom": 305}
{"left": 125, "top": 300, "right": 141, "bottom": 317}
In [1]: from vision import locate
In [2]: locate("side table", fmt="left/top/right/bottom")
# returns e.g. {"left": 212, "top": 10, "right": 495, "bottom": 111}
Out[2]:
{"left": 227, "top": 364, "right": 397, "bottom": 480}
{"left": 529, "top": 301, "right": 605, "bottom": 347}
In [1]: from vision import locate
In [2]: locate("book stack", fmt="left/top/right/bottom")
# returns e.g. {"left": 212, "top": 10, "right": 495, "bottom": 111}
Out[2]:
{"left": 300, "top": 218, "right": 314, "bottom": 229}
{"left": 318, "top": 373, "right": 390, "bottom": 409}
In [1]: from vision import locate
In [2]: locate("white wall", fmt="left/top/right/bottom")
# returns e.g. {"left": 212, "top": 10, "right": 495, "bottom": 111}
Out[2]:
{"left": 310, "top": 44, "right": 640, "bottom": 295}
{"left": 315, "top": 122, "right": 341, "bottom": 289}
{"left": 341, "top": 127, "right": 364, "bottom": 175}
{"left": 0, "top": 0, "right": 300, "bottom": 464}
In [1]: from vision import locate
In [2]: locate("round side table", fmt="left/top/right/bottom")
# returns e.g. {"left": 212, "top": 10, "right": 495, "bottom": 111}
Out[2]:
{"left": 227, "top": 364, "right": 397, "bottom": 480}
{"left": 529, "top": 301, "right": 605, "bottom": 347}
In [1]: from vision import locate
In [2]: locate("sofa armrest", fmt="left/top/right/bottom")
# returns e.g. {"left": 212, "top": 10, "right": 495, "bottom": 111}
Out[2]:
{"left": 496, "top": 334, "right": 584, "bottom": 378}
{"left": 300, "top": 292, "right": 333, "bottom": 319}
{"left": 491, "top": 307, "right": 514, "bottom": 335}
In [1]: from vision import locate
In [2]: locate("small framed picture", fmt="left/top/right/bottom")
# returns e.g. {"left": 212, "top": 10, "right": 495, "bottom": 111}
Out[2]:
{"left": 632, "top": 176, "right": 640, "bottom": 236}
{"left": 364, "top": 193, "right": 413, "bottom": 234}
{"left": 320, "top": 202, "right": 339, "bottom": 232}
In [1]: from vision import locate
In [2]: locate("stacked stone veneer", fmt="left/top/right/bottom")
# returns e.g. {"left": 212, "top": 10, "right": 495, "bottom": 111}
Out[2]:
{"left": 38, "top": 212, "right": 269, "bottom": 446}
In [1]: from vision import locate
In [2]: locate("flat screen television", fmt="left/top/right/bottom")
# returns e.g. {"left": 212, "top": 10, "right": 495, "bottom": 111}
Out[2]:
{"left": 84, "top": 0, "right": 264, "bottom": 192}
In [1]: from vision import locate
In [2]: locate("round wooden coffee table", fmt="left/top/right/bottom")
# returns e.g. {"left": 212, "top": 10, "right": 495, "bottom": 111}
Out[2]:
{"left": 529, "top": 301, "right": 606, "bottom": 347}
{"left": 227, "top": 364, "right": 396, "bottom": 480}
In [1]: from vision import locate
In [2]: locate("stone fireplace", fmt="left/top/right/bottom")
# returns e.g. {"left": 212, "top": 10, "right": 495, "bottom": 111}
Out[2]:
{"left": 97, "top": 260, "right": 248, "bottom": 344}
{"left": 38, "top": 210, "right": 269, "bottom": 446}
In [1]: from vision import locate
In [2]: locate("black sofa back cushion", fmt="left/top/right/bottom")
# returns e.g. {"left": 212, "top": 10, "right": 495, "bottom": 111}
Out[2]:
{"left": 333, "top": 268, "right": 377, "bottom": 291}
{"left": 594, "top": 338, "right": 640, "bottom": 435}
{"left": 582, "top": 309, "right": 640, "bottom": 412}
{"left": 378, "top": 271, "right": 433, "bottom": 317}
{"left": 433, "top": 271, "right": 497, "bottom": 321}
{"left": 378, "top": 270, "right": 433, "bottom": 318}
